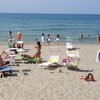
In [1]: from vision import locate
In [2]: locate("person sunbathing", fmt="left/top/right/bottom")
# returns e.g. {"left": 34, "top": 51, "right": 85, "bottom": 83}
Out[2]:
{"left": 0, "top": 55, "right": 4, "bottom": 67}
{"left": 0, "top": 52, "right": 11, "bottom": 78}
{"left": 1, "top": 51, "right": 10, "bottom": 66}
{"left": 22, "top": 41, "right": 41, "bottom": 59}
{"left": 80, "top": 73, "right": 96, "bottom": 82}
{"left": 84, "top": 73, "right": 96, "bottom": 82}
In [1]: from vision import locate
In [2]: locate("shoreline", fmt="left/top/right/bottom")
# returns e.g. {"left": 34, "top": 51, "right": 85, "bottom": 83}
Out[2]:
{"left": 0, "top": 41, "right": 99, "bottom": 45}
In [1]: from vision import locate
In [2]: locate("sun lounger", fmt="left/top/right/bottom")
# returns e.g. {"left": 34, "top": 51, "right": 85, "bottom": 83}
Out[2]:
{"left": 15, "top": 54, "right": 43, "bottom": 63}
{"left": 66, "top": 49, "right": 80, "bottom": 58}
{"left": 66, "top": 42, "right": 73, "bottom": 50}
{"left": 17, "top": 48, "right": 27, "bottom": 53}
{"left": 15, "top": 54, "right": 27, "bottom": 63}
{"left": 0, "top": 67, "right": 12, "bottom": 73}
{"left": 16, "top": 41, "right": 24, "bottom": 44}
{"left": 66, "top": 49, "right": 80, "bottom": 70}
{"left": 0, "top": 66, "right": 13, "bottom": 78}
{"left": 22, "top": 56, "right": 43, "bottom": 63}
{"left": 38, "top": 55, "right": 59, "bottom": 68}
{"left": 0, "top": 62, "right": 13, "bottom": 77}
{"left": 7, "top": 48, "right": 27, "bottom": 53}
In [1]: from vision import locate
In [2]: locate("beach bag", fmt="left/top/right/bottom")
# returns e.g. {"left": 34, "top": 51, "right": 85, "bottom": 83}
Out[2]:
{"left": 62, "top": 58, "right": 67, "bottom": 66}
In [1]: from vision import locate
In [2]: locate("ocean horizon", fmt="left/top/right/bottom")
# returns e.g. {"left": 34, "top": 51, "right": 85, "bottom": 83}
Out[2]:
{"left": 0, "top": 13, "right": 100, "bottom": 44}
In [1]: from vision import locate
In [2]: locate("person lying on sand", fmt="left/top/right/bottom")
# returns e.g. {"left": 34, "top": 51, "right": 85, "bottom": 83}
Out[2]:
{"left": 0, "top": 51, "right": 12, "bottom": 78}
{"left": 0, "top": 51, "right": 10, "bottom": 66}
{"left": 80, "top": 73, "right": 96, "bottom": 82}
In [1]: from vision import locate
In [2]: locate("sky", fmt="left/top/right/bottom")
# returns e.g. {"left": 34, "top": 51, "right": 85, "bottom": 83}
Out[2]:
{"left": 0, "top": 0, "right": 100, "bottom": 14}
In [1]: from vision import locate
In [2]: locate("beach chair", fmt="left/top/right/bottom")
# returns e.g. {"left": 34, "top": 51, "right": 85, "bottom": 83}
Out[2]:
{"left": 67, "top": 57, "right": 80, "bottom": 69}
{"left": 0, "top": 67, "right": 12, "bottom": 74}
{"left": 0, "top": 55, "right": 15, "bottom": 77}
{"left": 22, "top": 56, "right": 43, "bottom": 63}
{"left": 66, "top": 42, "right": 73, "bottom": 50}
{"left": 15, "top": 54, "right": 43, "bottom": 64}
{"left": 38, "top": 55, "right": 59, "bottom": 68}
{"left": 15, "top": 54, "right": 28, "bottom": 63}
{"left": 0, "top": 62, "right": 13, "bottom": 77}
{"left": 5, "top": 48, "right": 28, "bottom": 64}
{"left": 7, "top": 48, "right": 28, "bottom": 53}
{"left": 66, "top": 49, "right": 80, "bottom": 70}
{"left": 66, "top": 49, "right": 80, "bottom": 58}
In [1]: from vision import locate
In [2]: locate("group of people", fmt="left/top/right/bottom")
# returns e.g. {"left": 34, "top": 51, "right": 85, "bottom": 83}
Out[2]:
{"left": 0, "top": 31, "right": 98, "bottom": 81}
{"left": 8, "top": 31, "right": 22, "bottom": 42}
{"left": 8, "top": 31, "right": 24, "bottom": 48}
{"left": 41, "top": 33, "right": 60, "bottom": 45}
{"left": 1, "top": 31, "right": 23, "bottom": 68}
{"left": 80, "top": 32, "right": 100, "bottom": 44}
{"left": 8, "top": 31, "right": 42, "bottom": 58}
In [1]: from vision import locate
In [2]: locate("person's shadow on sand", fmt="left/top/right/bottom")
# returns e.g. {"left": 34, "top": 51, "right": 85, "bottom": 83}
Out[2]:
{"left": 44, "top": 64, "right": 63, "bottom": 70}
{"left": 22, "top": 69, "right": 31, "bottom": 76}
{"left": 67, "top": 67, "right": 93, "bottom": 72}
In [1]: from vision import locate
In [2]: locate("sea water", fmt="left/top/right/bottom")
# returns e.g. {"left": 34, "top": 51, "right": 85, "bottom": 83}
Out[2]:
{"left": 0, "top": 13, "right": 100, "bottom": 44}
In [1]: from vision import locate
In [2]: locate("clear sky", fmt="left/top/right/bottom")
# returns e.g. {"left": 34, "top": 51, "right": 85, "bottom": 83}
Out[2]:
{"left": 0, "top": 0, "right": 100, "bottom": 14}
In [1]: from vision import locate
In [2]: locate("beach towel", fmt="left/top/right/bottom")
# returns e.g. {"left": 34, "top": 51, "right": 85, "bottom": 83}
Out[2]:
{"left": 15, "top": 54, "right": 23, "bottom": 60}
{"left": 22, "top": 57, "right": 43, "bottom": 63}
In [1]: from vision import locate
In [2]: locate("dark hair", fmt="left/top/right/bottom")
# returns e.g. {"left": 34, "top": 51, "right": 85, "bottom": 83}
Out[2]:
{"left": 42, "top": 33, "right": 44, "bottom": 36}
{"left": 37, "top": 41, "right": 41, "bottom": 48}
{"left": 84, "top": 73, "right": 95, "bottom": 81}
{"left": 56, "top": 34, "right": 60, "bottom": 38}
{"left": 48, "top": 34, "right": 50, "bottom": 36}
{"left": 9, "top": 31, "right": 12, "bottom": 34}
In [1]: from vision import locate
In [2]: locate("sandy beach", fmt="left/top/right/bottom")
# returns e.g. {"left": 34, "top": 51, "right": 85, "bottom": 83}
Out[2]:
{"left": 0, "top": 43, "right": 100, "bottom": 100}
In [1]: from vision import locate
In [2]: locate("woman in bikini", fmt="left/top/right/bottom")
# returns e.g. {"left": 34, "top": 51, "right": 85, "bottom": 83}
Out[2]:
{"left": 33, "top": 41, "right": 41, "bottom": 58}
{"left": 80, "top": 73, "right": 96, "bottom": 82}
{"left": 23, "top": 41, "right": 41, "bottom": 59}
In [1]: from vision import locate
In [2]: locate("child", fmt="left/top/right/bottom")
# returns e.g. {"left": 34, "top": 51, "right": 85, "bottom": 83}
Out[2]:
{"left": 46, "top": 34, "right": 51, "bottom": 45}
{"left": 55, "top": 34, "right": 60, "bottom": 42}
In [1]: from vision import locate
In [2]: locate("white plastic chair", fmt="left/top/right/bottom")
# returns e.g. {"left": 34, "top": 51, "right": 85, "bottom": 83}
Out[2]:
{"left": 66, "top": 42, "right": 73, "bottom": 49}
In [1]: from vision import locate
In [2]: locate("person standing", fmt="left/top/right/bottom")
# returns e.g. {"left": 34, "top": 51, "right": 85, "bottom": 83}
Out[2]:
{"left": 8, "top": 31, "right": 12, "bottom": 40}
{"left": 8, "top": 31, "right": 12, "bottom": 48}
{"left": 46, "top": 34, "right": 51, "bottom": 45}
{"left": 17, "top": 32, "right": 22, "bottom": 41}
{"left": 55, "top": 34, "right": 60, "bottom": 42}
{"left": 41, "top": 33, "right": 45, "bottom": 43}
{"left": 16, "top": 32, "right": 24, "bottom": 48}
{"left": 80, "top": 32, "right": 83, "bottom": 38}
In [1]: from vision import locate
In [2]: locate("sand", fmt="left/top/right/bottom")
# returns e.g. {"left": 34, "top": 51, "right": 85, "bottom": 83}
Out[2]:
{"left": 0, "top": 43, "right": 100, "bottom": 100}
